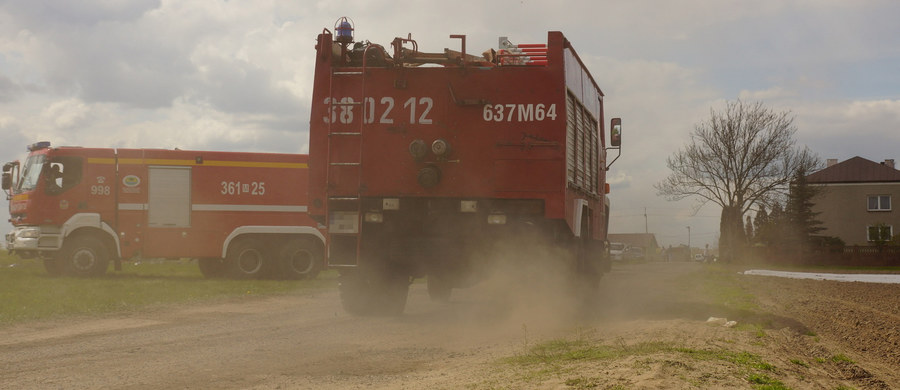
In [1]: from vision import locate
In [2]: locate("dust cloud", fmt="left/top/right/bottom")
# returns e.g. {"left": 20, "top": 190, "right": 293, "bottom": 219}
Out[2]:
{"left": 411, "top": 240, "right": 600, "bottom": 345}
{"left": 409, "top": 244, "right": 711, "bottom": 351}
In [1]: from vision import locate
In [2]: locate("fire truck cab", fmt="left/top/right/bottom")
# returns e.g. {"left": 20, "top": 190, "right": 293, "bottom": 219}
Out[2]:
{"left": 3, "top": 142, "right": 324, "bottom": 279}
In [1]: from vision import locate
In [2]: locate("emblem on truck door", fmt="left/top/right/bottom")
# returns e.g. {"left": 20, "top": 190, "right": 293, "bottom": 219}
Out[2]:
{"left": 123, "top": 175, "right": 141, "bottom": 187}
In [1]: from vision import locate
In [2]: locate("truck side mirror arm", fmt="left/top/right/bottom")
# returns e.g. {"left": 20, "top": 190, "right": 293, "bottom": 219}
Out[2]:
{"left": 606, "top": 118, "right": 622, "bottom": 169}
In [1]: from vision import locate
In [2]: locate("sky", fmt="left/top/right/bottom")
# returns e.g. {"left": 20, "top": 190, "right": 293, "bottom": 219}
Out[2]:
{"left": 2, "top": 0, "right": 899, "bottom": 249}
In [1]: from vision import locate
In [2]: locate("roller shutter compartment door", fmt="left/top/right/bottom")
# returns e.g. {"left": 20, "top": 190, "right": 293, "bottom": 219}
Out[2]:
{"left": 148, "top": 166, "right": 191, "bottom": 227}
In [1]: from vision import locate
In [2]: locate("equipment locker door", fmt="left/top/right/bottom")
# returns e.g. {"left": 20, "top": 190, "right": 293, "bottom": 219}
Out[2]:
{"left": 143, "top": 166, "right": 193, "bottom": 257}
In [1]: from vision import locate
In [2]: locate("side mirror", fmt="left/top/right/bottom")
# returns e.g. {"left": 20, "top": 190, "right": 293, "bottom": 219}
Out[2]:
{"left": 610, "top": 118, "right": 622, "bottom": 147}
{"left": 1, "top": 172, "right": 10, "bottom": 191}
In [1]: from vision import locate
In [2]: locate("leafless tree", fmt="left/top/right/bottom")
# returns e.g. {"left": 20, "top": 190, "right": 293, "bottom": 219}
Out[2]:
{"left": 655, "top": 100, "right": 819, "bottom": 261}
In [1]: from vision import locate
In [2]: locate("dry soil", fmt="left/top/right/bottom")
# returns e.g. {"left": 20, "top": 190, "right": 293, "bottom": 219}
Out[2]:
{"left": 1, "top": 261, "right": 898, "bottom": 389}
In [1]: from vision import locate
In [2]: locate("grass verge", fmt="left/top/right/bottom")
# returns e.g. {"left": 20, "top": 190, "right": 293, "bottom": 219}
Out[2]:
{"left": 0, "top": 250, "right": 337, "bottom": 326}
{"left": 500, "top": 336, "right": 781, "bottom": 389}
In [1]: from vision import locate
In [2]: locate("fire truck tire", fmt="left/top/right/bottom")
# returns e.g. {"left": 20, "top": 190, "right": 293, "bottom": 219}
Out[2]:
{"left": 426, "top": 275, "right": 452, "bottom": 302}
{"left": 340, "top": 271, "right": 410, "bottom": 316}
{"left": 573, "top": 235, "right": 601, "bottom": 310}
{"left": 276, "top": 238, "right": 323, "bottom": 280}
{"left": 59, "top": 235, "right": 110, "bottom": 277}
{"left": 225, "top": 238, "right": 271, "bottom": 279}
{"left": 198, "top": 258, "right": 227, "bottom": 278}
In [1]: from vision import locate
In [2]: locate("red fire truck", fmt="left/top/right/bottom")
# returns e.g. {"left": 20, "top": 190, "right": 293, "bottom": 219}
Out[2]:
{"left": 3, "top": 142, "right": 324, "bottom": 279}
{"left": 308, "top": 20, "right": 622, "bottom": 315}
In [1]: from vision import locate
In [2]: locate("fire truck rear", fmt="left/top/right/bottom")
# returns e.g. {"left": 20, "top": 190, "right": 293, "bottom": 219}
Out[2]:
{"left": 3, "top": 143, "right": 324, "bottom": 279}
{"left": 308, "top": 19, "right": 623, "bottom": 315}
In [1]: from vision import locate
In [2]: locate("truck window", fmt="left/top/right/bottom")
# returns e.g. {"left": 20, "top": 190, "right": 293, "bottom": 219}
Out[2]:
{"left": 44, "top": 156, "right": 83, "bottom": 195}
{"left": 17, "top": 154, "right": 45, "bottom": 192}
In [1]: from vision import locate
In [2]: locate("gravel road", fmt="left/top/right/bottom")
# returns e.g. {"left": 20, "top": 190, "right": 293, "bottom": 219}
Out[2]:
{"left": 2, "top": 261, "right": 898, "bottom": 389}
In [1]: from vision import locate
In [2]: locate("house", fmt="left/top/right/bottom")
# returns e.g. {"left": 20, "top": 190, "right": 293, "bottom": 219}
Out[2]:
{"left": 607, "top": 233, "right": 660, "bottom": 255}
{"left": 806, "top": 157, "right": 900, "bottom": 245}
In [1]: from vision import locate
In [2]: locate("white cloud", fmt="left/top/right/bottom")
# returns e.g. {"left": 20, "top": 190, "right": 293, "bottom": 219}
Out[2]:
{"left": 42, "top": 99, "right": 91, "bottom": 129}
{"left": 739, "top": 87, "right": 795, "bottom": 101}
{"left": 2, "top": 0, "right": 900, "bottom": 247}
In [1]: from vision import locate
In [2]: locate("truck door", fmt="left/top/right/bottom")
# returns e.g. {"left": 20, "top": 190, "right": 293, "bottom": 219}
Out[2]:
{"left": 143, "top": 166, "right": 193, "bottom": 258}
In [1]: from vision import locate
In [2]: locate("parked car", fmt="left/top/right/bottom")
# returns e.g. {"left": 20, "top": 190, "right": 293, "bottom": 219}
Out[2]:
{"left": 693, "top": 253, "right": 705, "bottom": 262}
{"left": 624, "top": 246, "right": 645, "bottom": 261}
{"left": 610, "top": 242, "right": 627, "bottom": 261}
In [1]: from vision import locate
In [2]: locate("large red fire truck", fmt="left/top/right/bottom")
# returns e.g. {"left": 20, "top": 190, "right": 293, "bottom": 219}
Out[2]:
{"left": 308, "top": 19, "right": 622, "bottom": 315}
{"left": 3, "top": 142, "right": 324, "bottom": 279}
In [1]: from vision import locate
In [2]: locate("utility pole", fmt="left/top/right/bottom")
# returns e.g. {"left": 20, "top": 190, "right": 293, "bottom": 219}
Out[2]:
{"left": 687, "top": 226, "right": 691, "bottom": 257}
{"left": 644, "top": 207, "right": 648, "bottom": 234}
{"left": 644, "top": 207, "right": 650, "bottom": 257}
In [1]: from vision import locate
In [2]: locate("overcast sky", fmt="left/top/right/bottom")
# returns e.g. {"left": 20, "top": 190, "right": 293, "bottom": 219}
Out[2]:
{"left": 2, "top": 0, "right": 899, "bottom": 248}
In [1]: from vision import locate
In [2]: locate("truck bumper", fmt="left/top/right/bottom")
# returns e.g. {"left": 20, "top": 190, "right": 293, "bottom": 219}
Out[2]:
{"left": 5, "top": 226, "right": 60, "bottom": 255}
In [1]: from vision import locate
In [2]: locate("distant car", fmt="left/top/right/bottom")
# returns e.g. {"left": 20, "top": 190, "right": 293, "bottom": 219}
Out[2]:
{"left": 693, "top": 253, "right": 705, "bottom": 262}
{"left": 610, "top": 242, "right": 626, "bottom": 261}
{"left": 624, "top": 246, "right": 645, "bottom": 261}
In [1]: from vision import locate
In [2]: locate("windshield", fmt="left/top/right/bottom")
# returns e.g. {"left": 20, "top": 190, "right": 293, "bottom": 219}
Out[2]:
{"left": 610, "top": 243, "right": 625, "bottom": 251}
{"left": 17, "top": 154, "right": 45, "bottom": 192}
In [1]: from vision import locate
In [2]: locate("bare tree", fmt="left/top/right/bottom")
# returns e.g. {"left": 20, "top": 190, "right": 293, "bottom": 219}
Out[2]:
{"left": 656, "top": 100, "right": 819, "bottom": 261}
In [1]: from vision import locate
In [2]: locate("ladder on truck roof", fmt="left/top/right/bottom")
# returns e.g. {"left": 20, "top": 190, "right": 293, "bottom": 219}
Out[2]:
{"left": 325, "top": 44, "right": 380, "bottom": 267}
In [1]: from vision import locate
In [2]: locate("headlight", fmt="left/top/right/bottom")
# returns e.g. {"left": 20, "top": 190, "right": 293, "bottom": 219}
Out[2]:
{"left": 18, "top": 228, "right": 40, "bottom": 239}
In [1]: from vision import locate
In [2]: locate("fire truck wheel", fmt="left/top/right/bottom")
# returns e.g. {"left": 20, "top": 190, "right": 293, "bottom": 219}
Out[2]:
{"left": 340, "top": 271, "right": 410, "bottom": 316}
{"left": 225, "top": 238, "right": 271, "bottom": 279}
{"left": 573, "top": 237, "right": 601, "bottom": 311}
{"left": 198, "top": 258, "right": 227, "bottom": 278}
{"left": 383, "top": 275, "right": 411, "bottom": 315}
{"left": 426, "top": 274, "right": 452, "bottom": 302}
{"left": 277, "top": 238, "right": 323, "bottom": 280}
{"left": 59, "top": 236, "right": 110, "bottom": 277}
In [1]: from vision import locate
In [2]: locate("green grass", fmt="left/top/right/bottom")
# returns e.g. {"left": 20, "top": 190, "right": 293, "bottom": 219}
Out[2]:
{"left": 501, "top": 338, "right": 783, "bottom": 389}
{"left": 0, "top": 250, "right": 337, "bottom": 326}
{"left": 698, "top": 264, "right": 761, "bottom": 312}
{"left": 790, "top": 359, "right": 809, "bottom": 368}
{"left": 747, "top": 373, "right": 789, "bottom": 389}
{"left": 830, "top": 354, "right": 855, "bottom": 364}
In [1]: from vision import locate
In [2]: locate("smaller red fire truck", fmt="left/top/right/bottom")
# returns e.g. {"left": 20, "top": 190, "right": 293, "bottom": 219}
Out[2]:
{"left": 3, "top": 142, "right": 324, "bottom": 279}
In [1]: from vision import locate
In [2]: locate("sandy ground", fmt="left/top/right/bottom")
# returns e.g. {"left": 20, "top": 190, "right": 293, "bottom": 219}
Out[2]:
{"left": 1, "top": 261, "right": 898, "bottom": 389}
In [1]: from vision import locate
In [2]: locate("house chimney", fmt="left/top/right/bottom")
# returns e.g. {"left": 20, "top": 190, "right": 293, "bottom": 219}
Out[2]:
{"left": 884, "top": 159, "right": 895, "bottom": 169}
{"left": 826, "top": 158, "right": 838, "bottom": 167}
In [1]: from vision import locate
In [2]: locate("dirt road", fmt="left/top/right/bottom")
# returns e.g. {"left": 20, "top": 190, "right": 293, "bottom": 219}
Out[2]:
{"left": 2, "top": 262, "right": 898, "bottom": 389}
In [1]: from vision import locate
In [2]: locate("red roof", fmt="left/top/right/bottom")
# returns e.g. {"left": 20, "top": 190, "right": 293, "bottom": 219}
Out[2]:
{"left": 807, "top": 157, "right": 900, "bottom": 183}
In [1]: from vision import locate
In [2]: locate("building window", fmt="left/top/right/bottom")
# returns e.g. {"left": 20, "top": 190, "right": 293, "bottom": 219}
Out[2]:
{"left": 867, "top": 195, "right": 891, "bottom": 211}
{"left": 867, "top": 225, "right": 893, "bottom": 242}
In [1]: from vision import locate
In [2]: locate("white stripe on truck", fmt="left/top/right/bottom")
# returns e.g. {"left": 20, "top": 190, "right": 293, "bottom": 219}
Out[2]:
{"left": 117, "top": 204, "right": 307, "bottom": 212}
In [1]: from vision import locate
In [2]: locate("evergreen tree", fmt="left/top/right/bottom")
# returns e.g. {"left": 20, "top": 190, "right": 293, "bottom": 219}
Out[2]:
{"left": 785, "top": 168, "right": 825, "bottom": 245}
{"left": 745, "top": 215, "right": 754, "bottom": 242}
{"left": 753, "top": 206, "right": 769, "bottom": 244}
{"left": 762, "top": 202, "right": 785, "bottom": 247}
